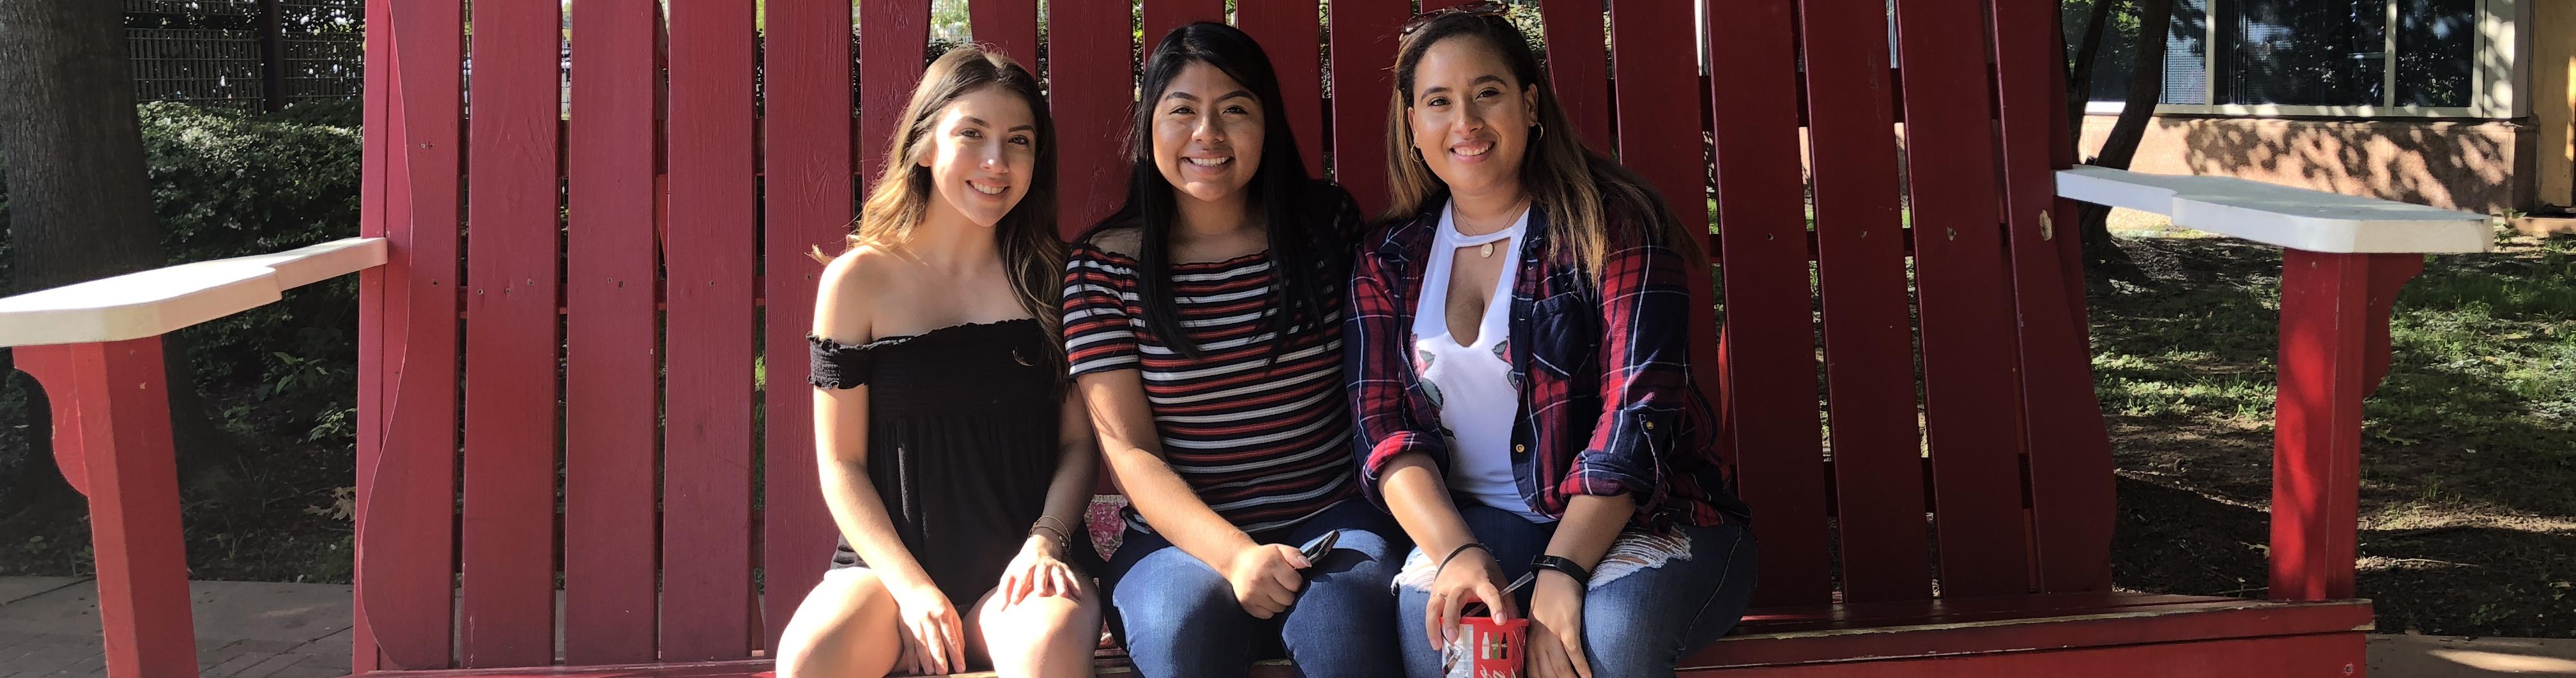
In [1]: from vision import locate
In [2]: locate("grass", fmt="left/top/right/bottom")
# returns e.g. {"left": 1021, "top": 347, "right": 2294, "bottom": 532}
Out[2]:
{"left": 2090, "top": 227, "right": 2575, "bottom": 637}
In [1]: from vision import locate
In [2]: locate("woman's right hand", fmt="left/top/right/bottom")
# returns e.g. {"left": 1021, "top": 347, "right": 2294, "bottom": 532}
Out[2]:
{"left": 887, "top": 580, "right": 968, "bottom": 675}
{"left": 1427, "top": 546, "right": 1515, "bottom": 647}
{"left": 1222, "top": 543, "right": 1311, "bottom": 619}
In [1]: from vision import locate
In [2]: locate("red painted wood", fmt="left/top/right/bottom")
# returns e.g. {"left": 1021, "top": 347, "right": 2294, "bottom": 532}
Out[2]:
{"left": 1047, "top": 0, "right": 1135, "bottom": 234}
{"left": 358, "top": 0, "right": 463, "bottom": 667}
{"left": 664, "top": 0, "right": 760, "bottom": 660}
{"left": 2270, "top": 250, "right": 2368, "bottom": 603}
{"left": 1796, "top": 0, "right": 1930, "bottom": 603}
{"left": 1694, "top": 633, "right": 2366, "bottom": 677}
{"left": 1540, "top": 0, "right": 1612, "bottom": 153}
{"left": 1739, "top": 592, "right": 2233, "bottom": 630}
{"left": 1235, "top": 0, "right": 1326, "bottom": 179}
{"left": 1890, "top": 0, "right": 2032, "bottom": 599}
{"left": 1704, "top": 0, "right": 1830, "bottom": 609}
{"left": 353, "top": 0, "right": 390, "bottom": 668}
{"left": 12, "top": 339, "right": 200, "bottom": 678}
{"left": 1698, "top": 599, "right": 2370, "bottom": 670}
{"left": 460, "top": 0, "right": 564, "bottom": 666}
{"left": 1145, "top": 0, "right": 1224, "bottom": 49}
{"left": 968, "top": 0, "right": 1039, "bottom": 65}
{"left": 1609, "top": 0, "right": 1705, "bottom": 227}
{"left": 1986, "top": 0, "right": 2117, "bottom": 594}
{"left": 1420, "top": 0, "right": 1473, "bottom": 11}
{"left": 563, "top": 0, "right": 661, "bottom": 664}
{"left": 1326, "top": 0, "right": 1407, "bottom": 213}
{"left": 760, "top": 0, "right": 858, "bottom": 654}
{"left": 355, "top": 661, "right": 771, "bottom": 678}
{"left": 857, "top": 1, "right": 928, "bottom": 187}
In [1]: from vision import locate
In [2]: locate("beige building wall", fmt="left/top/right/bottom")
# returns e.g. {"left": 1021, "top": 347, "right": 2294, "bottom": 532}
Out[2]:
{"left": 2078, "top": 116, "right": 2535, "bottom": 215}
{"left": 2538, "top": 0, "right": 2574, "bottom": 210}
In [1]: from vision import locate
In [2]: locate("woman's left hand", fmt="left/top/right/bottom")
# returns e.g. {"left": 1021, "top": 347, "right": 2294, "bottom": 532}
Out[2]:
{"left": 999, "top": 534, "right": 1084, "bottom": 606}
{"left": 1525, "top": 570, "right": 1595, "bottom": 678}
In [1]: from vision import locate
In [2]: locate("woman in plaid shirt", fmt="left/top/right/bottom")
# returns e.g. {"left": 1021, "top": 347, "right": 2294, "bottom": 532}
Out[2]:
{"left": 1347, "top": 6, "right": 1756, "bottom": 678}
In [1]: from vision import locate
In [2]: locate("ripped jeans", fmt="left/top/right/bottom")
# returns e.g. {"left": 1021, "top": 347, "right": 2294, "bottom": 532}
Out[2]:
{"left": 1392, "top": 504, "right": 1757, "bottom": 678}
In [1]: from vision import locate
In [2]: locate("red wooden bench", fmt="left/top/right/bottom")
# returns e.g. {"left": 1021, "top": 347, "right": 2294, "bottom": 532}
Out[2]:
{"left": 0, "top": 0, "right": 2495, "bottom": 676}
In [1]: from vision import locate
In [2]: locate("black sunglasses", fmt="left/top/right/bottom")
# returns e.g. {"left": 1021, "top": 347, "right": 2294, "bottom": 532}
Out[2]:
{"left": 1400, "top": 1, "right": 1510, "bottom": 36}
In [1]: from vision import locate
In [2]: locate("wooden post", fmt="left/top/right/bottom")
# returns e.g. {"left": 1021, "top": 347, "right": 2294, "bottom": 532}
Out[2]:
{"left": 259, "top": 0, "right": 286, "bottom": 111}
{"left": 13, "top": 338, "right": 201, "bottom": 678}
{"left": 2270, "top": 250, "right": 2419, "bottom": 601}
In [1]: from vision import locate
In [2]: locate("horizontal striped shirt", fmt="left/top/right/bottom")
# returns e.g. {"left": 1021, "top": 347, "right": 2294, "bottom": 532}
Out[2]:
{"left": 1062, "top": 233, "right": 1359, "bottom": 535}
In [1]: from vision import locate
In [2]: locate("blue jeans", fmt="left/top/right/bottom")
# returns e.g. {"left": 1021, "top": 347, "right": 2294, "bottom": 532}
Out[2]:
{"left": 1102, "top": 499, "right": 1409, "bottom": 678}
{"left": 1393, "top": 504, "right": 1757, "bottom": 678}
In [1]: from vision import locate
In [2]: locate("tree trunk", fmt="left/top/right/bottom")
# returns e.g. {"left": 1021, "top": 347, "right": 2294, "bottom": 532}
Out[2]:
{"left": 0, "top": 0, "right": 228, "bottom": 515}
{"left": 2066, "top": 0, "right": 2120, "bottom": 155}
{"left": 2078, "top": 0, "right": 2170, "bottom": 284}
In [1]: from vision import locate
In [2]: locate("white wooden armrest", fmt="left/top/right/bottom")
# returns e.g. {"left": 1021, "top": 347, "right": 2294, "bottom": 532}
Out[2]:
{"left": 2054, "top": 165, "right": 2490, "bottom": 254}
{"left": 0, "top": 237, "right": 387, "bottom": 349}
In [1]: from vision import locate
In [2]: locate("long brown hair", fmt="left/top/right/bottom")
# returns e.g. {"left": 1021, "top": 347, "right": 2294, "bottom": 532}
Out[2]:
{"left": 1383, "top": 9, "right": 1701, "bottom": 280}
{"left": 825, "top": 46, "right": 1066, "bottom": 370}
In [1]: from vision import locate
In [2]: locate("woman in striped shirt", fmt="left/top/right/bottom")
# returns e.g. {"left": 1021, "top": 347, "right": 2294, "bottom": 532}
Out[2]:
{"left": 1063, "top": 22, "right": 1406, "bottom": 678}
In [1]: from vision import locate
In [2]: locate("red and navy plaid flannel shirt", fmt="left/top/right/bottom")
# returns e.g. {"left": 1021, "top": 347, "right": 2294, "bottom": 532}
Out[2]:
{"left": 1345, "top": 197, "right": 1749, "bottom": 529}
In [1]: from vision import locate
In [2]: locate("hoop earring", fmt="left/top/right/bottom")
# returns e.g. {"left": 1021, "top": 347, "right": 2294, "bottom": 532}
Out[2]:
{"left": 1533, "top": 123, "right": 1545, "bottom": 141}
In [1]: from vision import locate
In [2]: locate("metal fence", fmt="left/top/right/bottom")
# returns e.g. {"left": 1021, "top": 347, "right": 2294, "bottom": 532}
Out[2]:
{"left": 124, "top": 0, "right": 364, "bottom": 109}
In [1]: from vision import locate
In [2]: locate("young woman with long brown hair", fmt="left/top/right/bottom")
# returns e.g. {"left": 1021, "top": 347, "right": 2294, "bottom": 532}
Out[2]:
{"left": 1347, "top": 6, "right": 1758, "bottom": 677}
{"left": 776, "top": 47, "right": 1100, "bottom": 678}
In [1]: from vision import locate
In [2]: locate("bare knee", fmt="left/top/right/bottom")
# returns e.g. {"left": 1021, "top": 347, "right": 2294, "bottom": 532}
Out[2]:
{"left": 776, "top": 569, "right": 901, "bottom": 678}
{"left": 975, "top": 586, "right": 1104, "bottom": 678}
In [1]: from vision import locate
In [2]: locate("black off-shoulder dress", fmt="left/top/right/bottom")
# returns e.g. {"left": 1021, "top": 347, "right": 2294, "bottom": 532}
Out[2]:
{"left": 808, "top": 318, "right": 1078, "bottom": 605}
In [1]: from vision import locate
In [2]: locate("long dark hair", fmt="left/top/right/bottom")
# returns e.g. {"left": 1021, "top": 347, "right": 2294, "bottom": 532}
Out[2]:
{"left": 826, "top": 47, "right": 1066, "bottom": 371}
{"left": 1384, "top": 9, "right": 1701, "bottom": 280}
{"left": 1085, "top": 22, "right": 1341, "bottom": 360}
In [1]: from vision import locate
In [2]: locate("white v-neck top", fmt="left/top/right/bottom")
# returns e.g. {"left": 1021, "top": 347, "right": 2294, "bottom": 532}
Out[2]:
{"left": 1408, "top": 200, "right": 1547, "bottom": 521}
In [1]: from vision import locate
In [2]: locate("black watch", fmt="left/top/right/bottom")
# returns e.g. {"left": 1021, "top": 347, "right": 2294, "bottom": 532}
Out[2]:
{"left": 1531, "top": 555, "right": 1591, "bottom": 584}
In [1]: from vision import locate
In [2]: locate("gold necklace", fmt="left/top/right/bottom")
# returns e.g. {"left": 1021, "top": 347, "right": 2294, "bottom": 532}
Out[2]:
{"left": 1479, "top": 241, "right": 1496, "bottom": 258}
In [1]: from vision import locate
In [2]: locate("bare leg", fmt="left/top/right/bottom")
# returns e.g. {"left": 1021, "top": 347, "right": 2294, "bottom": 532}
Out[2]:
{"left": 775, "top": 568, "right": 903, "bottom": 678}
{"left": 965, "top": 578, "right": 1105, "bottom": 678}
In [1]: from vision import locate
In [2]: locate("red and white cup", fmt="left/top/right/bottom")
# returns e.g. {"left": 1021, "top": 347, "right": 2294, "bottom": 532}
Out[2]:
{"left": 1444, "top": 615, "right": 1529, "bottom": 678}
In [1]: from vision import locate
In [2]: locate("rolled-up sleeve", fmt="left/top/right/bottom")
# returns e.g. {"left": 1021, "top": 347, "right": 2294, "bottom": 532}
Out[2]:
{"left": 1556, "top": 240, "right": 1692, "bottom": 510}
{"left": 1346, "top": 247, "right": 1450, "bottom": 507}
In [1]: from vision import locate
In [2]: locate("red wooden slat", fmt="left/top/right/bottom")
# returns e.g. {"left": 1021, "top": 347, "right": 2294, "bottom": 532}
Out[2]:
{"left": 353, "top": 0, "right": 390, "bottom": 667}
{"left": 459, "top": 0, "right": 564, "bottom": 666}
{"left": 1327, "top": 0, "right": 1407, "bottom": 213}
{"left": 1236, "top": 0, "right": 1326, "bottom": 179}
{"left": 760, "top": 0, "right": 857, "bottom": 654}
{"left": 564, "top": 0, "right": 661, "bottom": 664}
{"left": 1797, "top": 0, "right": 1930, "bottom": 603}
{"left": 1048, "top": 0, "right": 1134, "bottom": 234}
{"left": 1704, "top": 0, "right": 1831, "bottom": 608}
{"left": 1988, "top": 0, "right": 2115, "bottom": 594}
{"left": 2269, "top": 252, "right": 2416, "bottom": 602}
{"left": 1539, "top": 0, "right": 1611, "bottom": 153}
{"left": 1698, "top": 630, "right": 2366, "bottom": 677}
{"left": 13, "top": 340, "right": 199, "bottom": 678}
{"left": 1609, "top": 0, "right": 1705, "bottom": 226}
{"left": 358, "top": 0, "right": 462, "bottom": 668}
{"left": 1144, "top": 0, "right": 1223, "bottom": 47}
{"left": 857, "top": 1, "right": 928, "bottom": 187}
{"left": 1420, "top": 0, "right": 1473, "bottom": 11}
{"left": 1890, "top": 0, "right": 2032, "bottom": 599}
{"left": 664, "top": 0, "right": 760, "bottom": 661}
{"left": 968, "top": 0, "right": 1039, "bottom": 64}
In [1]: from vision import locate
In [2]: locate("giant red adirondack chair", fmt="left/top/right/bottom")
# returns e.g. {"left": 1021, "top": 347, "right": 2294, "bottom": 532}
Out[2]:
{"left": 0, "top": 0, "right": 2496, "bottom": 676}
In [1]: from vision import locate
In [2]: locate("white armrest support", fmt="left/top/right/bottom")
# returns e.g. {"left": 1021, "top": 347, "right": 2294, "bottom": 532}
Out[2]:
{"left": 2054, "top": 165, "right": 2491, "bottom": 254}
{"left": 0, "top": 237, "right": 388, "bottom": 349}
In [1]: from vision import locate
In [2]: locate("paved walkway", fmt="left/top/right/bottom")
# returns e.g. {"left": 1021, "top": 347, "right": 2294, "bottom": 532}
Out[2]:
{"left": 1, "top": 576, "right": 2570, "bottom": 677}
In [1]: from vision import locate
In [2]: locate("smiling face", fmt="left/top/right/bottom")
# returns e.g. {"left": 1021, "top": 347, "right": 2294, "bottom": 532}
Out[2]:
{"left": 1151, "top": 62, "right": 1266, "bottom": 209}
{"left": 917, "top": 86, "right": 1039, "bottom": 228}
{"left": 1405, "top": 36, "right": 1538, "bottom": 203}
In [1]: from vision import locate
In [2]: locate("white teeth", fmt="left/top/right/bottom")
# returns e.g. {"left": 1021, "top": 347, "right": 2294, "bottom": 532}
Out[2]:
{"left": 1453, "top": 144, "right": 1491, "bottom": 157}
{"left": 1186, "top": 156, "right": 1231, "bottom": 167}
{"left": 969, "top": 180, "right": 1006, "bottom": 196}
